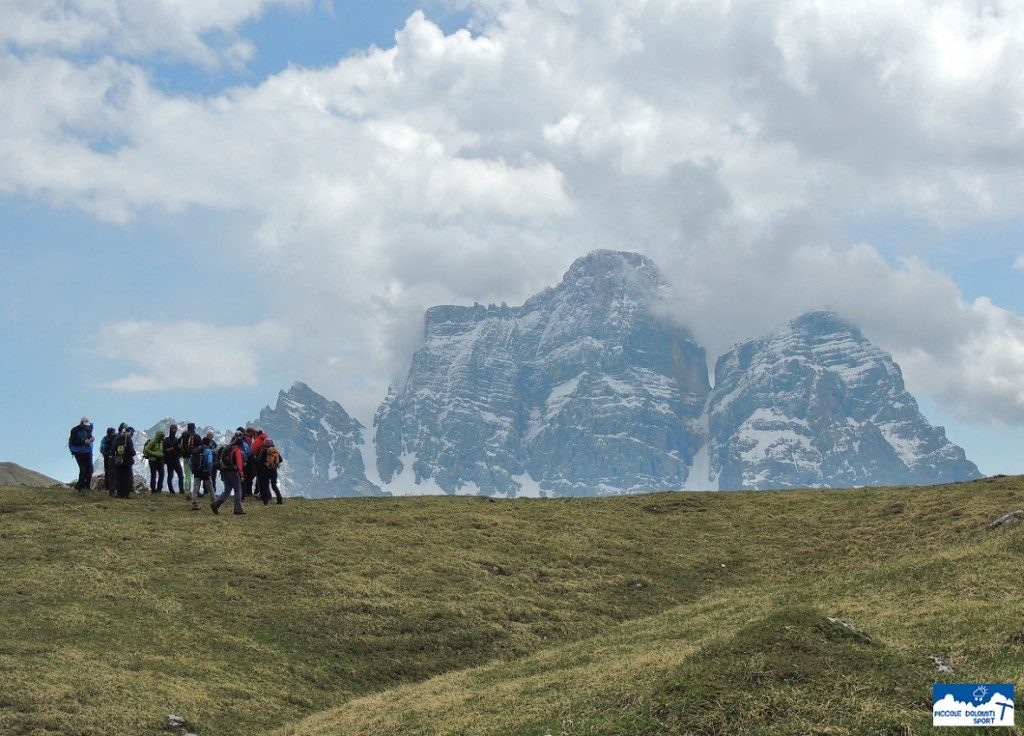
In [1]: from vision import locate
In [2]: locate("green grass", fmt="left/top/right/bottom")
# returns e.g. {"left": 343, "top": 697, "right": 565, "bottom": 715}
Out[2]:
{"left": 0, "top": 479, "right": 1021, "bottom": 735}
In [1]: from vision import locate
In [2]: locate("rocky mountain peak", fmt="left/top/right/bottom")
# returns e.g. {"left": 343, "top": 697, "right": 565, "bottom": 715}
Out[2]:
{"left": 706, "top": 310, "right": 980, "bottom": 489}
{"left": 258, "top": 382, "right": 379, "bottom": 498}
{"left": 559, "top": 249, "right": 661, "bottom": 287}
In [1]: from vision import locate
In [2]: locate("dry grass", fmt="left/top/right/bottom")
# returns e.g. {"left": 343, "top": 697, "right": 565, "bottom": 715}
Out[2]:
{"left": 0, "top": 478, "right": 1021, "bottom": 735}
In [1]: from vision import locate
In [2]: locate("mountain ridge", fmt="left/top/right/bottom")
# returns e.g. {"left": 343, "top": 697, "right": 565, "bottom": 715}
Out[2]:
{"left": 85, "top": 252, "right": 980, "bottom": 497}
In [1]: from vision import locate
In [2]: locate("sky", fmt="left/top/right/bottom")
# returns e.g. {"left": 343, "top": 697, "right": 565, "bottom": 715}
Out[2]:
{"left": 2, "top": 0, "right": 1024, "bottom": 482}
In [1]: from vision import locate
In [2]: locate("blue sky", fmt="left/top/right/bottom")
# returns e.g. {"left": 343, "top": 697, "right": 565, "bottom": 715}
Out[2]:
{"left": 3, "top": 0, "right": 1024, "bottom": 482}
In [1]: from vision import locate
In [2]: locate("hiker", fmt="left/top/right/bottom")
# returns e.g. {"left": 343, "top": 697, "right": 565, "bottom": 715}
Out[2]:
{"left": 188, "top": 436, "right": 215, "bottom": 511}
{"left": 115, "top": 427, "right": 137, "bottom": 498}
{"left": 109, "top": 421, "right": 127, "bottom": 497}
{"left": 143, "top": 430, "right": 166, "bottom": 492}
{"left": 99, "top": 427, "right": 116, "bottom": 495}
{"left": 211, "top": 433, "right": 246, "bottom": 516}
{"left": 68, "top": 417, "right": 94, "bottom": 490}
{"left": 163, "top": 424, "right": 184, "bottom": 494}
{"left": 256, "top": 438, "right": 284, "bottom": 505}
{"left": 205, "top": 430, "right": 219, "bottom": 495}
{"left": 238, "top": 427, "right": 254, "bottom": 498}
{"left": 180, "top": 422, "right": 200, "bottom": 498}
{"left": 249, "top": 428, "right": 268, "bottom": 499}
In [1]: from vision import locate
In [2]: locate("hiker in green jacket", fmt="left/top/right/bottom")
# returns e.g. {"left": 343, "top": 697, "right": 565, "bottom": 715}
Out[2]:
{"left": 143, "top": 430, "right": 166, "bottom": 493}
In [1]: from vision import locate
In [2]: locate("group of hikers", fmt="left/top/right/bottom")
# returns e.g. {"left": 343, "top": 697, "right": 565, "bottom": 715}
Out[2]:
{"left": 68, "top": 418, "right": 284, "bottom": 515}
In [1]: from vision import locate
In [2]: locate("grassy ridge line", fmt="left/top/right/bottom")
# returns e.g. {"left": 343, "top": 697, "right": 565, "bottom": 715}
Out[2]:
{"left": 0, "top": 480, "right": 1021, "bottom": 735}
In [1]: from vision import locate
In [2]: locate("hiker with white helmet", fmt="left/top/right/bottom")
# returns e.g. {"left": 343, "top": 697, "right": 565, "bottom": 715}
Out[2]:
{"left": 68, "top": 417, "right": 94, "bottom": 491}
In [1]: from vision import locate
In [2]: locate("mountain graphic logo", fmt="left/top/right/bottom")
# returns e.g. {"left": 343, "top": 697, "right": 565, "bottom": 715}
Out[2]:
{"left": 934, "top": 683, "right": 1014, "bottom": 727}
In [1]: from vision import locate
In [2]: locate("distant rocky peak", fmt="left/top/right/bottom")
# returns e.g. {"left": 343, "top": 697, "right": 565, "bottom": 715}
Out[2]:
{"left": 258, "top": 382, "right": 379, "bottom": 497}
{"left": 268, "top": 381, "right": 360, "bottom": 427}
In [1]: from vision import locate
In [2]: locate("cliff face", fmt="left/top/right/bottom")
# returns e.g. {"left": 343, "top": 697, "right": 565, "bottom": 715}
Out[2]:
{"left": 705, "top": 310, "right": 981, "bottom": 490}
{"left": 257, "top": 382, "right": 381, "bottom": 498}
{"left": 374, "top": 250, "right": 711, "bottom": 496}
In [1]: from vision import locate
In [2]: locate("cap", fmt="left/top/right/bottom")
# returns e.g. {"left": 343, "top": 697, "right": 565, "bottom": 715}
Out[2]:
{"left": 81, "top": 416, "right": 90, "bottom": 424}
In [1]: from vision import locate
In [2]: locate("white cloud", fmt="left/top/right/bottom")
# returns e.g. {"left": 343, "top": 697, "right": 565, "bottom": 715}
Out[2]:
{"left": 95, "top": 320, "right": 290, "bottom": 391}
{"left": 0, "top": 0, "right": 310, "bottom": 66}
{"left": 5, "top": 1, "right": 1024, "bottom": 423}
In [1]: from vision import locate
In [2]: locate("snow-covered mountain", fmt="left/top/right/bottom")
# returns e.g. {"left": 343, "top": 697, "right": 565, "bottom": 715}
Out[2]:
{"left": 374, "top": 250, "right": 711, "bottom": 497}
{"left": 256, "top": 382, "right": 381, "bottom": 498}
{"left": 372, "top": 251, "right": 980, "bottom": 495}
{"left": 704, "top": 310, "right": 981, "bottom": 489}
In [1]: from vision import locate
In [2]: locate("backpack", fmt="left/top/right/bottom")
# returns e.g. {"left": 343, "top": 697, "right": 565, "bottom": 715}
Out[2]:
{"left": 265, "top": 446, "right": 282, "bottom": 470}
{"left": 181, "top": 432, "right": 196, "bottom": 455}
{"left": 114, "top": 436, "right": 128, "bottom": 466}
{"left": 215, "top": 445, "right": 236, "bottom": 472}
{"left": 68, "top": 425, "right": 87, "bottom": 450}
{"left": 190, "top": 445, "right": 210, "bottom": 476}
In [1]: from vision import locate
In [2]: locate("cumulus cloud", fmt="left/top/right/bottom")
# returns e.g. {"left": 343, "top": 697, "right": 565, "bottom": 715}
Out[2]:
{"left": 4, "top": 1, "right": 1024, "bottom": 422}
{"left": 95, "top": 320, "right": 290, "bottom": 391}
{"left": 0, "top": 0, "right": 310, "bottom": 66}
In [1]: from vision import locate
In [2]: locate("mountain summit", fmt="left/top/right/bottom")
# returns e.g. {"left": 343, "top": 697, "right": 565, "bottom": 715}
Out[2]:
{"left": 374, "top": 249, "right": 710, "bottom": 496}
{"left": 704, "top": 309, "right": 980, "bottom": 489}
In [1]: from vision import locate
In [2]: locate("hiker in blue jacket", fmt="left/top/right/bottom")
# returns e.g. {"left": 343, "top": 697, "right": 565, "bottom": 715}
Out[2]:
{"left": 68, "top": 417, "right": 94, "bottom": 491}
{"left": 188, "top": 436, "right": 216, "bottom": 511}
{"left": 204, "top": 430, "right": 219, "bottom": 494}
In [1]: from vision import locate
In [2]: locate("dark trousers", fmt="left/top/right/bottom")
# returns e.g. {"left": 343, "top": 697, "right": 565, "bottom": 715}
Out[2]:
{"left": 213, "top": 470, "right": 244, "bottom": 514}
{"left": 148, "top": 460, "right": 165, "bottom": 491}
{"left": 258, "top": 468, "right": 283, "bottom": 503}
{"left": 211, "top": 467, "right": 218, "bottom": 493}
{"left": 116, "top": 463, "right": 133, "bottom": 498}
{"left": 103, "top": 456, "right": 115, "bottom": 494}
{"left": 73, "top": 453, "right": 93, "bottom": 490}
{"left": 165, "top": 459, "right": 183, "bottom": 492}
{"left": 242, "top": 459, "right": 255, "bottom": 497}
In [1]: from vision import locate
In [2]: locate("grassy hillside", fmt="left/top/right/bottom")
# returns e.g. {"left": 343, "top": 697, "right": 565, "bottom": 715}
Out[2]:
{"left": 0, "top": 461, "right": 59, "bottom": 487}
{"left": 0, "top": 479, "right": 1021, "bottom": 736}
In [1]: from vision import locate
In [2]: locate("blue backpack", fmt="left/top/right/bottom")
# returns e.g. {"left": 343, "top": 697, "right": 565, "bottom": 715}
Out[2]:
{"left": 190, "top": 445, "right": 212, "bottom": 476}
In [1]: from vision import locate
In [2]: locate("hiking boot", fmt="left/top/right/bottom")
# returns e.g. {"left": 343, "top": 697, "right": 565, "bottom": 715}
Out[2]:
{"left": 276, "top": 499, "right": 283, "bottom": 505}
{"left": 191, "top": 502, "right": 200, "bottom": 511}
{"left": 233, "top": 510, "right": 246, "bottom": 515}
{"left": 211, "top": 503, "right": 219, "bottom": 515}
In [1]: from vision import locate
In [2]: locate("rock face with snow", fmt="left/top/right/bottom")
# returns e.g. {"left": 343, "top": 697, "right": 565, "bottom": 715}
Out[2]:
{"left": 257, "top": 382, "right": 381, "bottom": 498}
{"left": 373, "top": 250, "right": 711, "bottom": 496}
{"left": 705, "top": 310, "right": 981, "bottom": 490}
